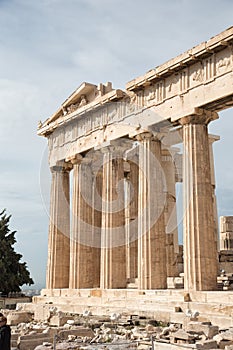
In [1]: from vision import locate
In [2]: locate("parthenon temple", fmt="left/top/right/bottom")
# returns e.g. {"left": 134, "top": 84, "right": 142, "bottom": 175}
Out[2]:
{"left": 36, "top": 27, "right": 233, "bottom": 320}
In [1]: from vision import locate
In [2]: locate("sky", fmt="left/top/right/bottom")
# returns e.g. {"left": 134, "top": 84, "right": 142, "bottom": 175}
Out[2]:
{"left": 0, "top": 0, "right": 233, "bottom": 289}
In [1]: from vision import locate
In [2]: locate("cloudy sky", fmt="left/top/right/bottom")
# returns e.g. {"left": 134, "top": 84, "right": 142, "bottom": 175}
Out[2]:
{"left": 0, "top": 0, "right": 233, "bottom": 289}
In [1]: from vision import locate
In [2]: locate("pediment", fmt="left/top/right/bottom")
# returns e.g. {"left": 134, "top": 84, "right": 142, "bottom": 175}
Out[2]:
{"left": 63, "top": 82, "right": 98, "bottom": 108}
{"left": 46, "top": 81, "right": 114, "bottom": 125}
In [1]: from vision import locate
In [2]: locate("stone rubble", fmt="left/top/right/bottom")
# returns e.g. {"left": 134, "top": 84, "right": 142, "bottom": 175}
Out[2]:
{"left": 3, "top": 309, "right": 233, "bottom": 349}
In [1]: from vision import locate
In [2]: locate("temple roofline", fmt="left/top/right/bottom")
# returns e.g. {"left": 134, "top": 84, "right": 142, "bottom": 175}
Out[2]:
{"left": 38, "top": 87, "right": 125, "bottom": 136}
{"left": 126, "top": 26, "right": 233, "bottom": 90}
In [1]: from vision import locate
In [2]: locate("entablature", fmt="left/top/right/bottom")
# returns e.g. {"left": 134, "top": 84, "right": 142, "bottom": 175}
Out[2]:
{"left": 38, "top": 82, "right": 125, "bottom": 136}
{"left": 126, "top": 26, "right": 233, "bottom": 90}
{"left": 38, "top": 26, "right": 233, "bottom": 167}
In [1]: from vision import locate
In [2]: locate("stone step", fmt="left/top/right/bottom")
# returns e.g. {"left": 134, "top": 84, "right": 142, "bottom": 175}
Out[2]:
{"left": 23, "top": 289, "right": 233, "bottom": 329}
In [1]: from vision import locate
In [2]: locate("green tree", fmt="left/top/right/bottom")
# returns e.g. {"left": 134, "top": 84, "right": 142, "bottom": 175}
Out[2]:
{"left": 0, "top": 209, "right": 34, "bottom": 295}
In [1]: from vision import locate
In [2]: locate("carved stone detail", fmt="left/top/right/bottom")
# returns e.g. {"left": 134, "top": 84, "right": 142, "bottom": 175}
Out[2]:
{"left": 217, "top": 57, "right": 231, "bottom": 72}
{"left": 192, "top": 67, "right": 204, "bottom": 82}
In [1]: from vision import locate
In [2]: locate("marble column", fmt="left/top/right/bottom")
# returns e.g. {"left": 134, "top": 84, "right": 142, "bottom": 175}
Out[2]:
{"left": 91, "top": 162, "right": 102, "bottom": 287}
{"left": 137, "top": 133, "right": 167, "bottom": 290}
{"left": 100, "top": 149, "right": 126, "bottom": 289}
{"left": 180, "top": 112, "right": 218, "bottom": 291}
{"left": 46, "top": 162, "right": 71, "bottom": 290}
{"left": 70, "top": 156, "right": 102, "bottom": 289}
{"left": 124, "top": 155, "right": 139, "bottom": 282}
{"left": 209, "top": 134, "right": 220, "bottom": 251}
{"left": 162, "top": 149, "right": 179, "bottom": 277}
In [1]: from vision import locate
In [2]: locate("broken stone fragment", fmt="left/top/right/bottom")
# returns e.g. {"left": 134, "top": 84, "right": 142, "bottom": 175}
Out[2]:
{"left": 183, "top": 293, "right": 191, "bottom": 302}
{"left": 58, "top": 327, "right": 94, "bottom": 339}
{"left": 221, "top": 329, "right": 233, "bottom": 340}
{"left": 7, "top": 311, "right": 33, "bottom": 325}
{"left": 219, "top": 339, "right": 233, "bottom": 348}
{"left": 186, "top": 321, "right": 219, "bottom": 339}
{"left": 171, "top": 329, "right": 196, "bottom": 343}
{"left": 195, "top": 339, "right": 218, "bottom": 349}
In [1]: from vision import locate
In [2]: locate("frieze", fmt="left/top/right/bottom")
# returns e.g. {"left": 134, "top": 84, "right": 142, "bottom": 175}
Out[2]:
{"left": 71, "top": 122, "right": 77, "bottom": 139}
{"left": 168, "top": 74, "right": 179, "bottom": 93}
{"left": 203, "top": 56, "right": 215, "bottom": 82}
{"left": 217, "top": 57, "right": 231, "bottom": 71}
{"left": 180, "top": 69, "right": 188, "bottom": 92}
{"left": 125, "top": 91, "right": 142, "bottom": 114}
{"left": 108, "top": 107, "right": 117, "bottom": 121}
{"left": 137, "top": 90, "right": 144, "bottom": 107}
{"left": 48, "top": 103, "right": 126, "bottom": 151}
{"left": 65, "top": 124, "right": 73, "bottom": 143}
{"left": 142, "top": 47, "right": 233, "bottom": 106}
{"left": 52, "top": 131, "right": 59, "bottom": 148}
{"left": 192, "top": 65, "right": 204, "bottom": 83}
{"left": 156, "top": 80, "right": 165, "bottom": 102}
{"left": 146, "top": 88, "right": 156, "bottom": 101}
{"left": 138, "top": 47, "right": 233, "bottom": 108}
{"left": 215, "top": 47, "right": 232, "bottom": 76}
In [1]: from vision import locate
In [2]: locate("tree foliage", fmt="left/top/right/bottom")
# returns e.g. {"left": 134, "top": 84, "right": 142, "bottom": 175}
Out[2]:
{"left": 0, "top": 209, "right": 34, "bottom": 294}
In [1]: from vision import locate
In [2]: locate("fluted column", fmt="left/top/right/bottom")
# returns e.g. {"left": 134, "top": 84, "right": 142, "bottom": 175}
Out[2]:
{"left": 91, "top": 162, "right": 102, "bottom": 287}
{"left": 137, "top": 133, "right": 167, "bottom": 290}
{"left": 69, "top": 155, "right": 82, "bottom": 289}
{"left": 209, "top": 134, "right": 220, "bottom": 251}
{"left": 70, "top": 156, "right": 102, "bottom": 289}
{"left": 124, "top": 155, "right": 139, "bottom": 281}
{"left": 162, "top": 149, "right": 179, "bottom": 277}
{"left": 46, "top": 162, "right": 71, "bottom": 289}
{"left": 100, "top": 149, "right": 126, "bottom": 289}
{"left": 181, "top": 112, "right": 218, "bottom": 291}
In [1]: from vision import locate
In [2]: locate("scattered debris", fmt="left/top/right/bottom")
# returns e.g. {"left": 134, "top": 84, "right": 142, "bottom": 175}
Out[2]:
{"left": 2, "top": 308, "right": 233, "bottom": 349}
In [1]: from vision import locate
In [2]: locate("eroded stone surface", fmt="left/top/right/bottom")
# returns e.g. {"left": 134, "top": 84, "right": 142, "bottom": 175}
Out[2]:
{"left": 4, "top": 307, "right": 233, "bottom": 350}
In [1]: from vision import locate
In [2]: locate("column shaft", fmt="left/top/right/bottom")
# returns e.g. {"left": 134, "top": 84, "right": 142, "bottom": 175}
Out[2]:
{"left": 137, "top": 135, "right": 167, "bottom": 289}
{"left": 91, "top": 167, "right": 102, "bottom": 287}
{"left": 46, "top": 165, "right": 70, "bottom": 289}
{"left": 162, "top": 150, "right": 179, "bottom": 277}
{"left": 100, "top": 152, "right": 126, "bottom": 289}
{"left": 125, "top": 159, "right": 139, "bottom": 281}
{"left": 70, "top": 160, "right": 101, "bottom": 288}
{"left": 182, "top": 118, "right": 218, "bottom": 291}
{"left": 209, "top": 135, "right": 220, "bottom": 251}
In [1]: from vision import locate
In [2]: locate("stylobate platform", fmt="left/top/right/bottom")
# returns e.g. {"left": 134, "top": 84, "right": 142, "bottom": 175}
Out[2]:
{"left": 19, "top": 289, "right": 233, "bottom": 329}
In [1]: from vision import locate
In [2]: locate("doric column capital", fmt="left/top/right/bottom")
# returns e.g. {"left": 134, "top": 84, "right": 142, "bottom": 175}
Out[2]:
{"left": 179, "top": 108, "right": 219, "bottom": 126}
{"left": 67, "top": 154, "right": 83, "bottom": 165}
{"left": 136, "top": 131, "right": 163, "bottom": 142}
{"left": 100, "top": 145, "right": 115, "bottom": 154}
{"left": 101, "top": 145, "right": 130, "bottom": 159}
{"left": 136, "top": 132, "right": 152, "bottom": 141}
{"left": 51, "top": 160, "right": 73, "bottom": 173}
